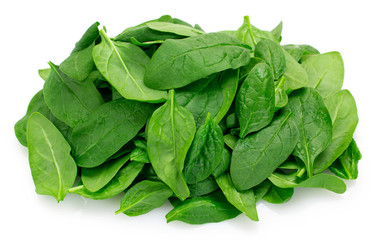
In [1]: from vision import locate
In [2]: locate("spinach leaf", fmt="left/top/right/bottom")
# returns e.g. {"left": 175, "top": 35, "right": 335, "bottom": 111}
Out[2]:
{"left": 263, "top": 185, "right": 294, "bottom": 204}
{"left": 216, "top": 173, "right": 258, "bottom": 221}
{"left": 236, "top": 62, "right": 275, "bottom": 138}
{"left": 230, "top": 111, "right": 298, "bottom": 190}
{"left": 69, "top": 161, "right": 143, "bottom": 200}
{"left": 302, "top": 52, "right": 344, "bottom": 98}
{"left": 282, "top": 87, "right": 333, "bottom": 177}
{"left": 144, "top": 32, "right": 251, "bottom": 90}
{"left": 147, "top": 90, "right": 196, "bottom": 200}
{"left": 255, "top": 39, "right": 286, "bottom": 80}
{"left": 253, "top": 180, "right": 272, "bottom": 202}
{"left": 15, "top": 90, "right": 69, "bottom": 146}
{"left": 166, "top": 191, "right": 240, "bottom": 224}
{"left": 114, "top": 15, "right": 183, "bottom": 42}
{"left": 175, "top": 73, "right": 223, "bottom": 128}
{"left": 282, "top": 50, "right": 309, "bottom": 92}
{"left": 283, "top": 44, "right": 319, "bottom": 62}
{"left": 27, "top": 112, "right": 77, "bottom": 202}
{"left": 274, "top": 76, "right": 288, "bottom": 110}
{"left": 314, "top": 90, "right": 358, "bottom": 173}
{"left": 329, "top": 139, "right": 361, "bottom": 180}
{"left": 223, "top": 134, "right": 238, "bottom": 150}
{"left": 60, "top": 22, "right": 99, "bottom": 81}
{"left": 93, "top": 29, "right": 167, "bottom": 103}
{"left": 43, "top": 62, "right": 104, "bottom": 127}
{"left": 268, "top": 172, "right": 346, "bottom": 194}
{"left": 70, "top": 99, "right": 155, "bottom": 168}
{"left": 184, "top": 113, "right": 224, "bottom": 184}
{"left": 188, "top": 177, "right": 219, "bottom": 197}
{"left": 115, "top": 180, "right": 173, "bottom": 216}
{"left": 130, "top": 140, "right": 150, "bottom": 163}
{"left": 38, "top": 68, "right": 51, "bottom": 81}
{"left": 81, "top": 154, "right": 130, "bottom": 192}
{"left": 212, "top": 148, "right": 231, "bottom": 178}
{"left": 145, "top": 22, "right": 205, "bottom": 37}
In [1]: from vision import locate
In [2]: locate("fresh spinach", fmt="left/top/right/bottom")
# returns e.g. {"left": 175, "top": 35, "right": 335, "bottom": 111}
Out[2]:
{"left": 329, "top": 139, "right": 361, "bottom": 180}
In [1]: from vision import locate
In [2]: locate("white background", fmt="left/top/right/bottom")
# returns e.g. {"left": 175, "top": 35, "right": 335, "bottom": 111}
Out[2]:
{"left": 1, "top": 0, "right": 377, "bottom": 239}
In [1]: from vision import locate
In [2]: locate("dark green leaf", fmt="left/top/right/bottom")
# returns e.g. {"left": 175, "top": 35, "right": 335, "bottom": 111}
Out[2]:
{"left": 329, "top": 139, "right": 361, "bottom": 180}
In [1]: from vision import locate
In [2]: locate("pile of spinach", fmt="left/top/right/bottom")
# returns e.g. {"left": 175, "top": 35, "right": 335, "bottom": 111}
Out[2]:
{"left": 15, "top": 15, "right": 361, "bottom": 225}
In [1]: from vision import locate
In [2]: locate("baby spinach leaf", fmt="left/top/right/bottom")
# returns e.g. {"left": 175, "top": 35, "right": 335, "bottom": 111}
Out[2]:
{"left": 93, "top": 29, "right": 167, "bottom": 103}
{"left": 43, "top": 62, "right": 104, "bottom": 127}
{"left": 216, "top": 173, "right": 258, "bottom": 221}
{"left": 263, "top": 185, "right": 294, "bottom": 204}
{"left": 27, "top": 112, "right": 77, "bottom": 202}
{"left": 176, "top": 73, "right": 223, "bottom": 128}
{"left": 15, "top": 90, "right": 69, "bottom": 146}
{"left": 281, "top": 87, "right": 333, "bottom": 177}
{"left": 213, "top": 70, "right": 239, "bottom": 123}
{"left": 223, "top": 134, "right": 238, "bottom": 150}
{"left": 268, "top": 172, "right": 346, "bottom": 194}
{"left": 146, "top": 22, "right": 205, "bottom": 37}
{"left": 115, "top": 180, "right": 173, "bottom": 216}
{"left": 282, "top": 50, "right": 308, "bottom": 92}
{"left": 130, "top": 140, "right": 150, "bottom": 163}
{"left": 184, "top": 113, "right": 224, "bottom": 184}
{"left": 255, "top": 39, "right": 286, "bottom": 80}
{"left": 239, "top": 57, "right": 265, "bottom": 81}
{"left": 144, "top": 32, "right": 251, "bottom": 90}
{"left": 188, "top": 177, "right": 219, "bottom": 197}
{"left": 166, "top": 191, "right": 240, "bottom": 224}
{"left": 68, "top": 161, "right": 144, "bottom": 200}
{"left": 114, "top": 15, "right": 183, "bottom": 42}
{"left": 236, "top": 62, "right": 275, "bottom": 138}
{"left": 38, "top": 68, "right": 51, "bottom": 81}
{"left": 253, "top": 180, "right": 272, "bottom": 202}
{"left": 212, "top": 148, "right": 231, "bottom": 178}
{"left": 271, "top": 21, "right": 283, "bottom": 42}
{"left": 235, "top": 16, "right": 278, "bottom": 49}
{"left": 329, "top": 139, "right": 361, "bottom": 180}
{"left": 147, "top": 90, "right": 196, "bottom": 200}
{"left": 274, "top": 76, "right": 288, "bottom": 110}
{"left": 283, "top": 44, "right": 319, "bottom": 62}
{"left": 81, "top": 154, "right": 130, "bottom": 192}
{"left": 230, "top": 111, "right": 298, "bottom": 190}
{"left": 60, "top": 22, "right": 99, "bottom": 81}
{"left": 302, "top": 52, "right": 344, "bottom": 98}
{"left": 70, "top": 99, "right": 155, "bottom": 168}
{"left": 314, "top": 90, "right": 358, "bottom": 173}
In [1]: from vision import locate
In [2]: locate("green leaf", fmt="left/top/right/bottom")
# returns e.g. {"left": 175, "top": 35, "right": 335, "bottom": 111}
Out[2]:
{"left": 263, "top": 185, "right": 294, "bottom": 204}
{"left": 329, "top": 139, "right": 361, "bottom": 180}
{"left": 69, "top": 161, "right": 143, "bottom": 200}
{"left": 302, "top": 52, "right": 344, "bottom": 98}
{"left": 27, "top": 112, "right": 77, "bottom": 202}
{"left": 114, "top": 15, "right": 183, "bottom": 42}
{"left": 216, "top": 173, "right": 258, "bottom": 221}
{"left": 144, "top": 32, "right": 251, "bottom": 90}
{"left": 314, "top": 90, "right": 358, "bottom": 173}
{"left": 268, "top": 172, "right": 346, "bottom": 194}
{"left": 184, "top": 113, "right": 224, "bottom": 184}
{"left": 70, "top": 99, "right": 155, "bottom": 168}
{"left": 93, "top": 29, "right": 167, "bottom": 103}
{"left": 14, "top": 90, "right": 69, "bottom": 146}
{"left": 274, "top": 76, "right": 288, "bottom": 110}
{"left": 282, "top": 50, "right": 308, "bottom": 92}
{"left": 60, "top": 22, "right": 99, "bottom": 81}
{"left": 223, "top": 134, "right": 238, "bottom": 150}
{"left": 188, "top": 177, "right": 219, "bottom": 197}
{"left": 255, "top": 39, "right": 286, "bottom": 80}
{"left": 236, "top": 62, "right": 275, "bottom": 138}
{"left": 81, "top": 154, "right": 130, "bottom": 192}
{"left": 43, "top": 62, "right": 104, "bottom": 127}
{"left": 130, "top": 140, "right": 150, "bottom": 163}
{"left": 282, "top": 87, "right": 333, "bottom": 177}
{"left": 175, "top": 73, "right": 223, "bottom": 128}
{"left": 212, "top": 148, "right": 231, "bottom": 178}
{"left": 115, "top": 180, "right": 173, "bottom": 216}
{"left": 38, "top": 68, "right": 51, "bottom": 81}
{"left": 230, "top": 111, "right": 298, "bottom": 190}
{"left": 166, "top": 191, "right": 240, "bottom": 224}
{"left": 147, "top": 90, "right": 196, "bottom": 200}
{"left": 146, "top": 22, "right": 205, "bottom": 37}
